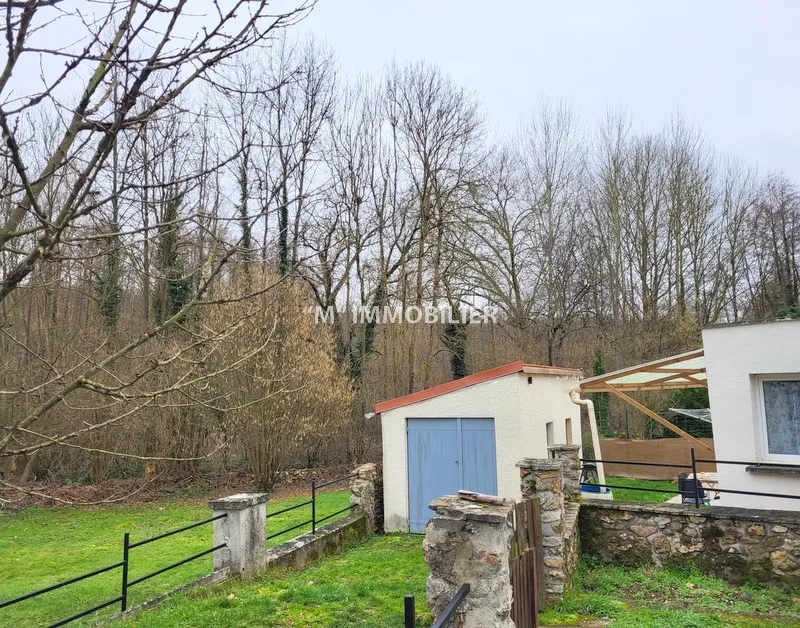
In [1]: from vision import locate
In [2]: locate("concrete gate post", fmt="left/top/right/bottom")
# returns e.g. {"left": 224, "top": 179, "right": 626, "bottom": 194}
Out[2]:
{"left": 209, "top": 493, "right": 268, "bottom": 576}
{"left": 423, "top": 495, "right": 516, "bottom": 628}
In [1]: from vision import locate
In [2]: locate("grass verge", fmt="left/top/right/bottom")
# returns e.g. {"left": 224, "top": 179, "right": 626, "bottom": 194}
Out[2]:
{"left": 117, "top": 534, "right": 428, "bottom": 628}
{"left": 0, "top": 490, "right": 349, "bottom": 626}
{"left": 603, "top": 476, "right": 677, "bottom": 503}
{"left": 539, "top": 556, "right": 800, "bottom": 627}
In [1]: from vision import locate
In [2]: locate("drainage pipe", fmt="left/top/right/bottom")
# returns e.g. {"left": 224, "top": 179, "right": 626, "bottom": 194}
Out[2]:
{"left": 569, "top": 389, "right": 607, "bottom": 490}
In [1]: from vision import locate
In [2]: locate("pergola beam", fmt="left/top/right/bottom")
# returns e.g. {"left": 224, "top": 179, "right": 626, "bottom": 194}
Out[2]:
{"left": 579, "top": 381, "right": 706, "bottom": 393}
{"left": 639, "top": 372, "right": 700, "bottom": 388}
{"left": 683, "top": 374, "right": 708, "bottom": 387}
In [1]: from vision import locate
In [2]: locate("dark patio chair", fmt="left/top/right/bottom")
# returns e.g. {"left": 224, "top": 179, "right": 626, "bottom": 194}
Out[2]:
{"left": 678, "top": 474, "right": 706, "bottom": 505}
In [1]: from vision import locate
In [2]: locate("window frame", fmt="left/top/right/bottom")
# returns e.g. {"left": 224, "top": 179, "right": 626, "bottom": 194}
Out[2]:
{"left": 756, "top": 374, "right": 800, "bottom": 462}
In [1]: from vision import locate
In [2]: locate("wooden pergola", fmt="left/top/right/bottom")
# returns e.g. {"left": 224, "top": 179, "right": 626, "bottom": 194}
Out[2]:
{"left": 578, "top": 349, "right": 713, "bottom": 453}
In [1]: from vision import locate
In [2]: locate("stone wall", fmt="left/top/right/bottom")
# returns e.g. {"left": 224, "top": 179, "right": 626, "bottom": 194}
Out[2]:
{"left": 270, "top": 464, "right": 379, "bottom": 570}
{"left": 563, "top": 503, "right": 580, "bottom": 591}
{"left": 267, "top": 512, "right": 368, "bottom": 570}
{"left": 580, "top": 501, "right": 800, "bottom": 589}
{"left": 423, "top": 495, "right": 515, "bottom": 628}
{"left": 210, "top": 465, "right": 380, "bottom": 578}
{"left": 350, "top": 463, "right": 380, "bottom": 533}
{"left": 517, "top": 445, "right": 582, "bottom": 604}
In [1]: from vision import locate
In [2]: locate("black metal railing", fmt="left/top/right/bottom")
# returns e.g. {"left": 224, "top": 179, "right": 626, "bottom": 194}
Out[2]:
{"left": 404, "top": 583, "right": 470, "bottom": 628}
{"left": 266, "top": 472, "right": 357, "bottom": 544}
{"left": 0, "top": 513, "right": 228, "bottom": 627}
{"left": 581, "top": 448, "right": 800, "bottom": 508}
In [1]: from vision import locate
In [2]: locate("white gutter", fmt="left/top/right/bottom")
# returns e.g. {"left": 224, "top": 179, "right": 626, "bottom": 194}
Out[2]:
{"left": 569, "top": 389, "right": 607, "bottom": 491}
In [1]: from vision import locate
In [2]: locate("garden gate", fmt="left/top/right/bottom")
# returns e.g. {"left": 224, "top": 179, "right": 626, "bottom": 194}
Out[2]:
{"left": 509, "top": 499, "right": 545, "bottom": 628}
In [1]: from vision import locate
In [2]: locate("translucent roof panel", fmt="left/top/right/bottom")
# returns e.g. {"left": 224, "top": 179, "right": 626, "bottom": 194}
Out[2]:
{"left": 578, "top": 349, "right": 706, "bottom": 393}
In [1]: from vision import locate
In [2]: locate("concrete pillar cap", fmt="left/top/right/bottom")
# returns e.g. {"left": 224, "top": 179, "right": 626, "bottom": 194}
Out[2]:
{"left": 516, "top": 459, "right": 563, "bottom": 471}
{"left": 428, "top": 494, "right": 514, "bottom": 522}
{"left": 208, "top": 493, "right": 268, "bottom": 510}
{"left": 548, "top": 444, "right": 581, "bottom": 452}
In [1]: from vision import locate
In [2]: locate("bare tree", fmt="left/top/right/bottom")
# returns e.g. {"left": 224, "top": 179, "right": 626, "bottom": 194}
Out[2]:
{"left": 0, "top": 1, "right": 317, "bottom": 479}
{"left": 517, "top": 102, "right": 592, "bottom": 365}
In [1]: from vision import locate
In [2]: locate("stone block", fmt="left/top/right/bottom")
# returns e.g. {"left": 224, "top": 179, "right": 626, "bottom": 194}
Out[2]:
{"left": 651, "top": 534, "right": 671, "bottom": 554}
{"left": 540, "top": 508, "right": 563, "bottom": 523}
{"left": 477, "top": 551, "right": 502, "bottom": 565}
{"left": 542, "top": 534, "right": 564, "bottom": 548}
{"left": 631, "top": 524, "right": 658, "bottom": 538}
{"left": 771, "top": 550, "right": 798, "bottom": 572}
{"left": 682, "top": 525, "right": 699, "bottom": 538}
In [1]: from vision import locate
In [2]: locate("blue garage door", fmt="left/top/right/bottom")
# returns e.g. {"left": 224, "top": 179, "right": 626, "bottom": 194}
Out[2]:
{"left": 407, "top": 418, "right": 497, "bottom": 533}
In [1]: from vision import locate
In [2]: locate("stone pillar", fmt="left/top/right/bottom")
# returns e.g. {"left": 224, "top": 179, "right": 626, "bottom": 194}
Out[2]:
{"left": 517, "top": 459, "right": 566, "bottom": 604}
{"left": 548, "top": 444, "right": 582, "bottom": 502}
{"left": 209, "top": 493, "right": 268, "bottom": 576}
{"left": 350, "top": 463, "right": 379, "bottom": 533}
{"left": 423, "top": 495, "right": 515, "bottom": 628}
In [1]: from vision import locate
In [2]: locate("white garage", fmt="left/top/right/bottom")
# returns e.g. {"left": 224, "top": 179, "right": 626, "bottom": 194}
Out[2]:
{"left": 376, "top": 361, "right": 582, "bottom": 532}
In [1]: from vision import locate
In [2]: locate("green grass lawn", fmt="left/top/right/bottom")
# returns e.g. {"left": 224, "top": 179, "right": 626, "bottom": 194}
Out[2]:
{"left": 117, "top": 534, "right": 429, "bottom": 628}
{"left": 0, "top": 490, "right": 349, "bottom": 627}
{"left": 117, "top": 535, "right": 800, "bottom": 628}
{"left": 265, "top": 492, "right": 351, "bottom": 546}
{"left": 602, "top": 476, "right": 678, "bottom": 503}
{"left": 540, "top": 556, "right": 800, "bottom": 627}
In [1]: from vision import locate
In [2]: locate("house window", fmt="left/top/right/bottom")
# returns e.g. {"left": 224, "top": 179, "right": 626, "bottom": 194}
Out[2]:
{"left": 565, "top": 418, "right": 573, "bottom": 445}
{"left": 759, "top": 377, "right": 800, "bottom": 459}
{"left": 546, "top": 421, "right": 554, "bottom": 447}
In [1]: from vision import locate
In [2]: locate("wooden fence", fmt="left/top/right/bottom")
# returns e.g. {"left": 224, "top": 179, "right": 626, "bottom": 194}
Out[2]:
{"left": 598, "top": 438, "right": 716, "bottom": 480}
{"left": 510, "top": 499, "right": 545, "bottom": 628}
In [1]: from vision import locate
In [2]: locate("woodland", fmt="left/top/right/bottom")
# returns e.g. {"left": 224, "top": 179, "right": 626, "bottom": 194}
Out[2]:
{"left": 1, "top": 1, "right": 798, "bottom": 493}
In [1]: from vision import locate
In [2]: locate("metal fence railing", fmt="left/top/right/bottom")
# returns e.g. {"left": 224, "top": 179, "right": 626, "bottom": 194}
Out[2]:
{"left": 2, "top": 474, "right": 358, "bottom": 626}
{"left": 0, "top": 514, "right": 228, "bottom": 627}
{"left": 404, "top": 583, "right": 470, "bottom": 628}
{"left": 266, "top": 472, "right": 357, "bottom": 545}
{"left": 581, "top": 448, "right": 800, "bottom": 507}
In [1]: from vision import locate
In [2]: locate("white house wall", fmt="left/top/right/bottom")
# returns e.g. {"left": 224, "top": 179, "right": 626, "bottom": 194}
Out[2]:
{"left": 381, "top": 375, "right": 521, "bottom": 532}
{"left": 703, "top": 320, "right": 800, "bottom": 510}
{"left": 519, "top": 374, "right": 583, "bottom": 457}
{"left": 380, "top": 371, "right": 582, "bottom": 532}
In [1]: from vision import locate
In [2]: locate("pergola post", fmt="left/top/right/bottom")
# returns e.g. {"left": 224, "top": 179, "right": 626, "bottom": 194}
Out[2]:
{"left": 605, "top": 385, "right": 714, "bottom": 453}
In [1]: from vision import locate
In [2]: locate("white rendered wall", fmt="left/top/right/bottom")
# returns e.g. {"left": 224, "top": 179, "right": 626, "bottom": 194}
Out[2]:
{"left": 380, "top": 372, "right": 582, "bottom": 532}
{"left": 519, "top": 373, "right": 582, "bottom": 457}
{"left": 703, "top": 320, "right": 800, "bottom": 510}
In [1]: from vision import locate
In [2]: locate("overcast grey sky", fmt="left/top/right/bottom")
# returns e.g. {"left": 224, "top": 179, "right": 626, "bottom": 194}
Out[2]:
{"left": 299, "top": 0, "right": 800, "bottom": 179}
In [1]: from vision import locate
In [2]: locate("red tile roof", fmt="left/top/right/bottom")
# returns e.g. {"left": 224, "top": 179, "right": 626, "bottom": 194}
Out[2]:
{"left": 375, "top": 361, "right": 581, "bottom": 413}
